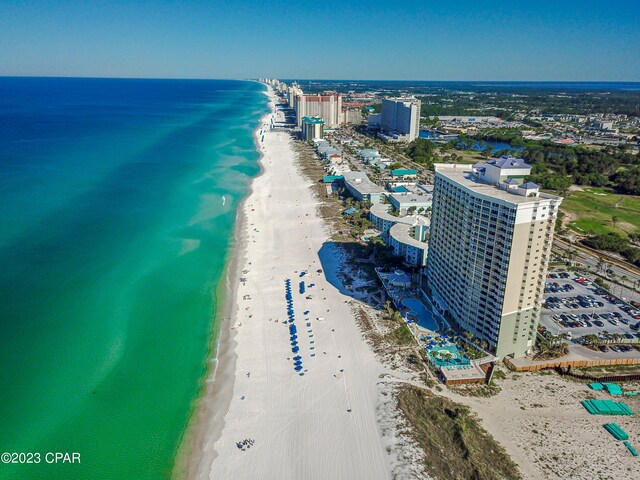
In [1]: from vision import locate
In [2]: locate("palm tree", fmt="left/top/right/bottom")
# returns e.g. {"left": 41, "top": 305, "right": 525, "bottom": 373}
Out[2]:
{"left": 583, "top": 334, "right": 601, "bottom": 347}
{"left": 384, "top": 300, "right": 393, "bottom": 319}
{"left": 612, "top": 215, "right": 619, "bottom": 228}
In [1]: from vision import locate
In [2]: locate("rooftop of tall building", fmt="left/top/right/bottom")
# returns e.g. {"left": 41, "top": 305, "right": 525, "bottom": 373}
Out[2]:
{"left": 382, "top": 97, "right": 421, "bottom": 105}
{"left": 434, "top": 163, "right": 562, "bottom": 205}
{"left": 486, "top": 156, "right": 531, "bottom": 170}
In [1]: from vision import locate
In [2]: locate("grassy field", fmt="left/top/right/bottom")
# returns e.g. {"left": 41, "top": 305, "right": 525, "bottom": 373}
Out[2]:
{"left": 560, "top": 187, "right": 640, "bottom": 237}
{"left": 397, "top": 385, "right": 521, "bottom": 480}
{"left": 437, "top": 148, "right": 485, "bottom": 164}
{"left": 386, "top": 323, "right": 414, "bottom": 345}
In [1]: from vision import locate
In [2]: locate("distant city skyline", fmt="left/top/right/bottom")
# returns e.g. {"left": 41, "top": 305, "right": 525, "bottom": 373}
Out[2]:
{"left": 1, "top": 0, "right": 639, "bottom": 81}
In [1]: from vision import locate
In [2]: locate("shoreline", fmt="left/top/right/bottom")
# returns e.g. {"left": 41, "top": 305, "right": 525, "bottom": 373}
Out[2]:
{"left": 185, "top": 83, "right": 392, "bottom": 480}
{"left": 173, "top": 85, "right": 274, "bottom": 479}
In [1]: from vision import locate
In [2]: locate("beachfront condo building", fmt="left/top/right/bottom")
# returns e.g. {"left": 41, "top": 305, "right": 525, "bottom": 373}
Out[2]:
{"left": 301, "top": 116, "right": 325, "bottom": 140}
{"left": 423, "top": 157, "right": 563, "bottom": 358}
{"left": 380, "top": 98, "right": 421, "bottom": 142}
{"left": 294, "top": 94, "right": 343, "bottom": 128}
{"left": 288, "top": 83, "right": 303, "bottom": 109}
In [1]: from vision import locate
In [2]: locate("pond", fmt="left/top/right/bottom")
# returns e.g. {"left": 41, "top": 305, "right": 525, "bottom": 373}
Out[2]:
{"left": 419, "top": 130, "right": 524, "bottom": 153}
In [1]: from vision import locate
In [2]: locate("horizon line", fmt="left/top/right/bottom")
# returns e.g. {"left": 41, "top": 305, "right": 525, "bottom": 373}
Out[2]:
{"left": 1, "top": 74, "right": 640, "bottom": 84}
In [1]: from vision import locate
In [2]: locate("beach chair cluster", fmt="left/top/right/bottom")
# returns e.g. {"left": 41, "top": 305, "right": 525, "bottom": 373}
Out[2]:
{"left": 285, "top": 279, "right": 304, "bottom": 376}
{"left": 589, "top": 382, "right": 623, "bottom": 395}
{"left": 603, "top": 423, "right": 638, "bottom": 457}
{"left": 582, "top": 390, "right": 638, "bottom": 456}
{"left": 603, "top": 423, "right": 628, "bottom": 440}
{"left": 581, "top": 399, "right": 634, "bottom": 416}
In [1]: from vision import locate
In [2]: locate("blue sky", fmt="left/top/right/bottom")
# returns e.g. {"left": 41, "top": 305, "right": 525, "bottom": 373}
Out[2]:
{"left": 1, "top": 0, "right": 639, "bottom": 80}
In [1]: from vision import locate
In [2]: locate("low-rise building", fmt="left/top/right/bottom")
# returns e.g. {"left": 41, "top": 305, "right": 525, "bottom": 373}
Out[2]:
{"left": 389, "top": 193, "right": 432, "bottom": 214}
{"left": 391, "top": 168, "right": 418, "bottom": 179}
{"left": 356, "top": 148, "right": 380, "bottom": 163}
{"left": 369, "top": 203, "right": 415, "bottom": 235}
{"left": 342, "top": 171, "right": 386, "bottom": 204}
{"left": 369, "top": 204, "right": 429, "bottom": 267}
{"left": 323, "top": 175, "right": 343, "bottom": 183}
{"left": 389, "top": 221, "right": 429, "bottom": 267}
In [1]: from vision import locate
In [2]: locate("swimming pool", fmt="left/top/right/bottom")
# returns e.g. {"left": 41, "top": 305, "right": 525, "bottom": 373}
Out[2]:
{"left": 425, "top": 343, "right": 470, "bottom": 367}
{"left": 402, "top": 298, "right": 439, "bottom": 331}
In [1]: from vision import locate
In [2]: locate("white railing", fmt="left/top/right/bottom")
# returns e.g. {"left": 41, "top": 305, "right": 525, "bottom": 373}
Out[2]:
{"left": 472, "top": 354, "right": 498, "bottom": 366}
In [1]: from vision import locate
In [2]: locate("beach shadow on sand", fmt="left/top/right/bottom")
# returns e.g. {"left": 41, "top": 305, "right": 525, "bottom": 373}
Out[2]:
{"left": 318, "top": 241, "right": 386, "bottom": 307}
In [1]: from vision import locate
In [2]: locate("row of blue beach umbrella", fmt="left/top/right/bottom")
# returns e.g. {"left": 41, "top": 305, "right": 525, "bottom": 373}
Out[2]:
{"left": 285, "top": 279, "right": 303, "bottom": 374}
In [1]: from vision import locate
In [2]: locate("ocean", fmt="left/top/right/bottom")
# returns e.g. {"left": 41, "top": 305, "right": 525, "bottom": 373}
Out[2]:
{"left": 0, "top": 77, "right": 268, "bottom": 479}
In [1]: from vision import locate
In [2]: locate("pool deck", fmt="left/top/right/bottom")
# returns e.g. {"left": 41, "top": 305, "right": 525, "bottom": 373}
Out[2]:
{"left": 375, "top": 269, "right": 489, "bottom": 384}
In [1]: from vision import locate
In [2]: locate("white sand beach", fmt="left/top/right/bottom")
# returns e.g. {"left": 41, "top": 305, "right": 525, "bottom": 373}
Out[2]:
{"left": 443, "top": 371, "right": 640, "bottom": 480}
{"left": 185, "top": 87, "right": 394, "bottom": 480}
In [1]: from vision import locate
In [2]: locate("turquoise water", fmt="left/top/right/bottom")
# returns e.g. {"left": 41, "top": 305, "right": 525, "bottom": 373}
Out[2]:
{"left": 426, "top": 344, "right": 470, "bottom": 367}
{"left": 0, "top": 78, "right": 268, "bottom": 479}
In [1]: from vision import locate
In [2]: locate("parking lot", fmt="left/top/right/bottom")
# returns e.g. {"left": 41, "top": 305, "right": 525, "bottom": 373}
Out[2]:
{"left": 539, "top": 271, "right": 640, "bottom": 351}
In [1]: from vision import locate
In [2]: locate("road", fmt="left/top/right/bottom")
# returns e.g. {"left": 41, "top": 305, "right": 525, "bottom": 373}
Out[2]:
{"left": 553, "top": 240, "right": 640, "bottom": 300}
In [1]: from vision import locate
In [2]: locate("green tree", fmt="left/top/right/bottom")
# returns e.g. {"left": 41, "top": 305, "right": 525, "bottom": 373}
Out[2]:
{"left": 481, "top": 146, "right": 493, "bottom": 159}
{"left": 583, "top": 334, "right": 601, "bottom": 347}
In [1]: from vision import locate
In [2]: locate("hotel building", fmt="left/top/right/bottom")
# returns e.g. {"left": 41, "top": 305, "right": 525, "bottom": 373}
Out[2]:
{"left": 294, "top": 94, "right": 343, "bottom": 128}
{"left": 380, "top": 98, "right": 421, "bottom": 141}
{"left": 423, "top": 157, "right": 563, "bottom": 358}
